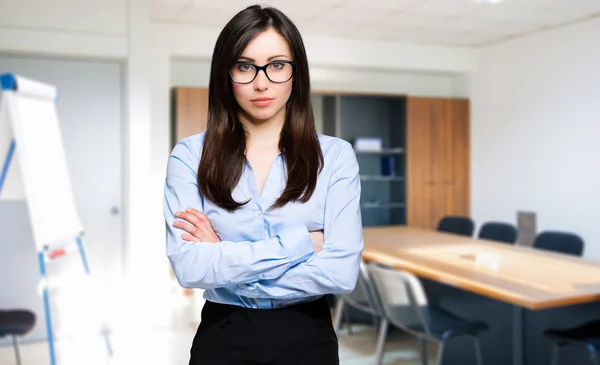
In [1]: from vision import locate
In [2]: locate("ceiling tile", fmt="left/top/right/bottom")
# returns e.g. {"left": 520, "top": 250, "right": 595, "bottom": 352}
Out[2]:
{"left": 407, "top": 0, "right": 481, "bottom": 16}
{"left": 432, "top": 17, "right": 495, "bottom": 31}
{"left": 265, "top": 1, "right": 337, "bottom": 22}
{"left": 156, "top": 0, "right": 600, "bottom": 48}
{"left": 190, "top": 0, "right": 262, "bottom": 11}
{"left": 300, "top": 20, "right": 363, "bottom": 37}
{"left": 380, "top": 11, "right": 448, "bottom": 28}
{"left": 323, "top": 6, "right": 392, "bottom": 23}
{"left": 273, "top": 0, "right": 345, "bottom": 3}
{"left": 513, "top": 7, "right": 598, "bottom": 25}
{"left": 343, "top": 24, "right": 416, "bottom": 41}
{"left": 176, "top": 7, "right": 242, "bottom": 27}
{"left": 482, "top": 21, "right": 543, "bottom": 36}
{"left": 461, "top": 3, "right": 534, "bottom": 21}
{"left": 343, "top": 0, "right": 421, "bottom": 11}
{"left": 153, "top": 0, "right": 193, "bottom": 7}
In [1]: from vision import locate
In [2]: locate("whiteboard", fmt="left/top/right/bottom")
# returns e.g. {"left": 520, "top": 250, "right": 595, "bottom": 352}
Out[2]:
{"left": 0, "top": 74, "right": 83, "bottom": 249}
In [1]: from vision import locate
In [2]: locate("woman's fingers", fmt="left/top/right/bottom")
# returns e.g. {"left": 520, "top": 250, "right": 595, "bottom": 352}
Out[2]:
{"left": 174, "top": 220, "right": 202, "bottom": 237}
{"left": 181, "top": 233, "right": 199, "bottom": 242}
{"left": 174, "top": 209, "right": 220, "bottom": 243}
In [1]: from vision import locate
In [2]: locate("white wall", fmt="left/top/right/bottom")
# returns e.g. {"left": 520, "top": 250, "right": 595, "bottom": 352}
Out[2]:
{"left": 0, "top": 0, "right": 127, "bottom": 58}
{"left": 470, "top": 17, "right": 600, "bottom": 258}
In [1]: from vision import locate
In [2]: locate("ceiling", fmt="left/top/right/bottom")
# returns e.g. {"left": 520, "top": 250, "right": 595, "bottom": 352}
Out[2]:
{"left": 151, "top": 0, "right": 600, "bottom": 47}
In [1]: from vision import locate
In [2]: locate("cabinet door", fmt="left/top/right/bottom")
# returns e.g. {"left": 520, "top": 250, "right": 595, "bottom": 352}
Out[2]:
{"left": 443, "top": 98, "right": 470, "bottom": 217}
{"left": 171, "top": 87, "right": 209, "bottom": 148}
{"left": 407, "top": 97, "right": 437, "bottom": 228}
{"left": 407, "top": 97, "right": 470, "bottom": 229}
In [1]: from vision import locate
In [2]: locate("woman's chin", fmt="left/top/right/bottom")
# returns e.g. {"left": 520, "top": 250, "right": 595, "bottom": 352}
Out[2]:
{"left": 244, "top": 106, "right": 282, "bottom": 123}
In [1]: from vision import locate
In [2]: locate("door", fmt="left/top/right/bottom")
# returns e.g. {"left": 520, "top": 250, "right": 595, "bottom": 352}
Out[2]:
{"left": 0, "top": 55, "right": 123, "bottom": 342}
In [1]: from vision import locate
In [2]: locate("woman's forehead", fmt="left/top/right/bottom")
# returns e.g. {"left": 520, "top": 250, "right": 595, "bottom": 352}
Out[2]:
{"left": 240, "top": 28, "right": 292, "bottom": 61}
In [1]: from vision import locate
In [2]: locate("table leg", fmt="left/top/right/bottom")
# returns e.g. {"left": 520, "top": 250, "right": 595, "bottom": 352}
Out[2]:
{"left": 513, "top": 305, "right": 524, "bottom": 365}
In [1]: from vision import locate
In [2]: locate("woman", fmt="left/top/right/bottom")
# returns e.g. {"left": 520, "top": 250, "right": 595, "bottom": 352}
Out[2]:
{"left": 163, "top": 5, "right": 363, "bottom": 365}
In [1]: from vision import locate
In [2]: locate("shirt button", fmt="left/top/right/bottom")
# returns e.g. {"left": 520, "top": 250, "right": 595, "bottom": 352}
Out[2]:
{"left": 258, "top": 274, "right": 264, "bottom": 279}
{"left": 256, "top": 211, "right": 261, "bottom": 217}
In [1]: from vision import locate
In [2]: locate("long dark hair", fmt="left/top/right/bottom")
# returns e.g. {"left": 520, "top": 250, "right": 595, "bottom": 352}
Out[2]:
{"left": 198, "top": 5, "right": 323, "bottom": 211}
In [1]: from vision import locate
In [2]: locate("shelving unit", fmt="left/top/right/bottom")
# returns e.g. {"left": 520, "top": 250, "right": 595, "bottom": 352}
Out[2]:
{"left": 313, "top": 93, "right": 407, "bottom": 227}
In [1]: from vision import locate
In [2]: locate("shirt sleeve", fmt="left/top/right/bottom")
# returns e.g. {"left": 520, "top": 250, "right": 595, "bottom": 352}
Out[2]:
{"left": 233, "top": 141, "right": 364, "bottom": 299}
{"left": 164, "top": 138, "right": 315, "bottom": 290}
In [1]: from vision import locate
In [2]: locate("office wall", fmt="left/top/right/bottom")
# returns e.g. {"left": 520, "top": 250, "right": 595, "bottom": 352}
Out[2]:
{"left": 470, "top": 17, "right": 600, "bottom": 258}
{"left": 0, "top": 0, "right": 127, "bottom": 58}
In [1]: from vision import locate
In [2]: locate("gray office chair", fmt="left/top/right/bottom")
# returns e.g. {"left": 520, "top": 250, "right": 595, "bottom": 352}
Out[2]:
{"left": 366, "top": 263, "right": 487, "bottom": 365}
{"left": 333, "top": 261, "right": 390, "bottom": 364}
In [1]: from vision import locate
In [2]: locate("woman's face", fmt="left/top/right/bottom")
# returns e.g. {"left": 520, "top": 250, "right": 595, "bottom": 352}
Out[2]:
{"left": 232, "top": 28, "right": 294, "bottom": 124}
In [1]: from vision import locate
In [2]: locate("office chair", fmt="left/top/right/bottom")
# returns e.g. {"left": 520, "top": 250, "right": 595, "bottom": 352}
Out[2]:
{"left": 534, "top": 231, "right": 584, "bottom": 256}
{"left": 545, "top": 320, "right": 600, "bottom": 365}
{"left": 367, "top": 263, "right": 487, "bottom": 365}
{"left": 437, "top": 216, "right": 475, "bottom": 237}
{"left": 333, "top": 261, "right": 388, "bottom": 364}
{"left": 0, "top": 309, "right": 36, "bottom": 365}
{"left": 477, "top": 222, "right": 518, "bottom": 244}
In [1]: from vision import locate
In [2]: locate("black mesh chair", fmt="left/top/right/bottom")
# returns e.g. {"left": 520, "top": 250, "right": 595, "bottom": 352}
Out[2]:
{"left": 437, "top": 216, "right": 475, "bottom": 237}
{"left": 545, "top": 320, "right": 600, "bottom": 365}
{"left": 477, "top": 222, "right": 518, "bottom": 244}
{"left": 0, "top": 309, "right": 36, "bottom": 365}
{"left": 533, "top": 231, "right": 584, "bottom": 256}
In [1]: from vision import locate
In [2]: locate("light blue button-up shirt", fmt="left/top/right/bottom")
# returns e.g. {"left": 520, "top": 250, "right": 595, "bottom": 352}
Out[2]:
{"left": 163, "top": 132, "right": 364, "bottom": 309}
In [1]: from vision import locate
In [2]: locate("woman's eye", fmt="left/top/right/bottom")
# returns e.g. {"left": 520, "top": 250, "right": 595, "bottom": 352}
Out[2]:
{"left": 237, "top": 63, "right": 253, "bottom": 72}
{"left": 270, "top": 62, "right": 284, "bottom": 70}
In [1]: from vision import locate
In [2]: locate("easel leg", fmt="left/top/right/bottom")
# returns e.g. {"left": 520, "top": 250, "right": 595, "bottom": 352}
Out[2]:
{"left": 0, "top": 139, "right": 16, "bottom": 194}
{"left": 38, "top": 251, "right": 57, "bottom": 365}
{"left": 76, "top": 236, "right": 113, "bottom": 357}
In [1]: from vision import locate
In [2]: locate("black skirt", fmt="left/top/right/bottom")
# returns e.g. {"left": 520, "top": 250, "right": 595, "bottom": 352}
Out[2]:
{"left": 189, "top": 296, "right": 339, "bottom": 365}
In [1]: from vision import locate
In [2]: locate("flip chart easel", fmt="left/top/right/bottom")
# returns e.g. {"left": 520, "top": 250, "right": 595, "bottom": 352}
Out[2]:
{"left": 0, "top": 73, "right": 112, "bottom": 364}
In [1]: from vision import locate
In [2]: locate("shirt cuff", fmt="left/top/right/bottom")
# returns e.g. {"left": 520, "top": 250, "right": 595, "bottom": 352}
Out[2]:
{"left": 275, "top": 223, "right": 313, "bottom": 263}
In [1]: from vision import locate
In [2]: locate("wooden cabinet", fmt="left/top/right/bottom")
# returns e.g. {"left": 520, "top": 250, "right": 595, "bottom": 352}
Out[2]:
{"left": 170, "top": 87, "right": 209, "bottom": 148}
{"left": 406, "top": 97, "right": 470, "bottom": 229}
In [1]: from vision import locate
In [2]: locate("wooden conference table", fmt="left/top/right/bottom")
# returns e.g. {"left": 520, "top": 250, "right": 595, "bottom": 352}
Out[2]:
{"left": 362, "top": 226, "right": 600, "bottom": 365}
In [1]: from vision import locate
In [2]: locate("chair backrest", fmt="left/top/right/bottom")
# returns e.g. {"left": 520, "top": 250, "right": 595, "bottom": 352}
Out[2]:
{"left": 437, "top": 215, "right": 475, "bottom": 237}
{"left": 534, "top": 231, "right": 584, "bottom": 256}
{"left": 340, "top": 261, "right": 384, "bottom": 317}
{"left": 478, "top": 222, "right": 518, "bottom": 244}
{"left": 366, "top": 263, "right": 433, "bottom": 337}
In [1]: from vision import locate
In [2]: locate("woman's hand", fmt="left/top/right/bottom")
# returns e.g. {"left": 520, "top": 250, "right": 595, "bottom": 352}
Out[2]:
{"left": 174, "top": 208, "right": 220, "bottom": 243}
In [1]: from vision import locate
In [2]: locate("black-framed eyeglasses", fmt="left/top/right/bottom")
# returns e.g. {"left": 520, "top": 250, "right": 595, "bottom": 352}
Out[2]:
{"left": 230, "top": 61, "right": 296, "bottom": 84}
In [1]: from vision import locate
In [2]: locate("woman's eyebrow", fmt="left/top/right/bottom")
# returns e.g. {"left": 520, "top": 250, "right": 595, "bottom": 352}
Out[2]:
{"left": 237, "top": 54, "right": 290, "bottom": 62}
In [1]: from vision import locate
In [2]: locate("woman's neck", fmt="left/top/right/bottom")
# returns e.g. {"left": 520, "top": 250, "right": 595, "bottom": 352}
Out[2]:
{"left": 240, "top": 107, "right": 285, "bottom": 151}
